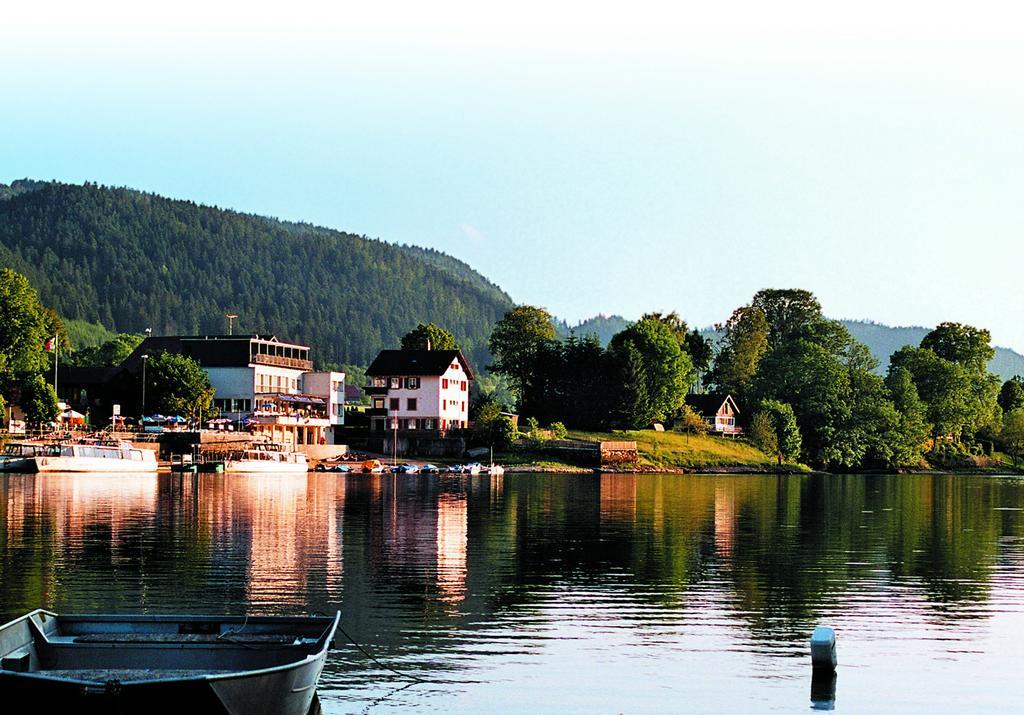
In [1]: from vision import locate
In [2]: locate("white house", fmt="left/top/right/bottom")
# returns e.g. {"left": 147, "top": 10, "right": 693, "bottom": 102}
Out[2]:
{"left": 365, "top": 350, "right": 474, "bottom": 435}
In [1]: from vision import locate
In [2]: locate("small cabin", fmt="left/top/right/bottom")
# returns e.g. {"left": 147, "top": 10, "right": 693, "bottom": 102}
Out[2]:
{"left": 684, "top": 393, "right": 742, "bottom": 436}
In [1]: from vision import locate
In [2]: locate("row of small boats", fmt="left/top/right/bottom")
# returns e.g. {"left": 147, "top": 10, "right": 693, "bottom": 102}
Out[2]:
{"left": 314, "top": 460, "right": 504, "bottom": 476}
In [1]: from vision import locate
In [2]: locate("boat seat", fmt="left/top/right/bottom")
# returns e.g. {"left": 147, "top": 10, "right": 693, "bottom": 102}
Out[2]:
{"left": 43, "top": 668, "right": 236, "bottom": 682}
{"left": 71, "top": 633, "right": 303, "bottom": 645}
{"left": 1, "top": 648, "right": 32, "bottom": 672}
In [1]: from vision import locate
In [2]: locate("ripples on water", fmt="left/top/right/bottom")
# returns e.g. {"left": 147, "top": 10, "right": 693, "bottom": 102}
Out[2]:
{"left": 2, "top": 472, "right": 1023, "bottom": 713}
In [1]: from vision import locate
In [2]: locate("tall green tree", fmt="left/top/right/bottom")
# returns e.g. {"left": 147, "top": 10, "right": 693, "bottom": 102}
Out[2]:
{"left": 609, "top": 317, "right": 694, "bottom": 426}
{"left": 889, "top": 346, "right": 974, "bottom": 442}
{"left": 884, "top": 366, "right": 930, "bottom": 466}
{"left": 0, "top": 268, "right": 51, "bottom": 387}
{"left": 400, "top": 322, "right": 459, "bottom": 351}
{"left": 753, "top": 400, "right": 802, "bottom": 463}
{"left": 488, "top": 306, "right": 557, "bottom": 409}
{"left": 21, "top": 374, "right": 59, "bottom": 426}
{"left": 920, "top": 322, "right": 995, "bottom": 374}
{"left": 708, "top": 305, "right": 769, "bottom": 402}
{"left": 142, "top": 352, "right": 215, "bottom": 420}
{"left": 750, "top": 288, "right": 825, "bottom": 349}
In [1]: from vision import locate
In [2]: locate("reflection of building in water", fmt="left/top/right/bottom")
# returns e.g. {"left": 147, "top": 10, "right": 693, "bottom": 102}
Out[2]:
{"left": 219, "top": 474, "right": 346, "bottom": 609}
{"left": 599, "top": 475, "right": 638, "bottom": 525}
{"left": 714, "top": 482, "right": 736, "bottom": 561}
{"left": 436, "top": 493, "right": 467, "bottom": 605}
{"left": 4, "top": 474, "right": 159, "bottom": 549}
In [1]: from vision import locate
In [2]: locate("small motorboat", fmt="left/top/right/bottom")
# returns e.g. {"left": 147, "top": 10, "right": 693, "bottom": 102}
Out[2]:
{"left": 462, "top": 462, "right": 483, "bottom": 475}
{"left": 0, "top": 609, "right": 339, "bottom": 715}
{"left": 483, "top": 464, "right": 505, "bottom": 476}
{"left": 391, "top": 463, "right": 419, "bottom": 474}
{"left": 419, "top": 464, "right": 440, "bottom": 474}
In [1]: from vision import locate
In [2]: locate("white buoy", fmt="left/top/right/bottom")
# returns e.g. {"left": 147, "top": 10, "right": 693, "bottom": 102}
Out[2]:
{"left": 810, "top": 626, "right": 837, "bottom": 671}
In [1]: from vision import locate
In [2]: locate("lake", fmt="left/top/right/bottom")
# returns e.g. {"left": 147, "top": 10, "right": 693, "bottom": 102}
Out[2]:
{"left": 1, "top": 471, "right": 1023, "bottom": 713}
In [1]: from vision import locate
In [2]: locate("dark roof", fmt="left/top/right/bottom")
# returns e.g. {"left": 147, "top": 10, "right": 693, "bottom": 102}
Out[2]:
{"left": 684, "top": 393, "right": 739, "bottom": 416}
{"left": 366, "top": 350, "right": 475, "bottom": 380}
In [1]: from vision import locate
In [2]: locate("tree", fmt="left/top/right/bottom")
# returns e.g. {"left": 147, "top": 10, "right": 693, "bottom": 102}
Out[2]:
{"left": 750, "top": 288, "right": 825, "bottom": 349}
{"left": 884, "top": 366, "right": 930, "bottom": 466}
{"left": 490, "top": 415, "right": 518, "bottom": 450}
{"left": 1002, "top": 409, "right": 1024, "bottom": 468}
{"left": 677, "top": 404, "right": 709, "bottom": 436}
{"left": 142, "top": 352, "right": 215, "bottom": 420}
{"left": 708, "top": 305, "right": 769, "bottom": 402}
{"left": 753, "top": 400, "right": 802, "bottom": 463}
{"left": 749, "top": 413, "right": 778, "bottom": 458}
{"left": 400, "top": 322, "right": 458, "bottom": 351}
{"left": 612, "top": 342, "right": 651, "bottom": 429}
{"left": 488, "top": 306, "right": 557, "bottom": 409}
{"left": 609, "top": 317, "right": 694, "bottom": 427}
{"left": 753, "top": 340, "right": 857, "bottom": 467}
{"left": 0, "top": 268, "right": 51, "bottom": 387}
{"left": 70, "top": 333, "right": 144, "bottom": 367}
{"left": 889, "top": 346, "right": 974, "bottom": 442}
{"left": 21, "top": 374, "right": 59, "bottom": 426}
{"left": 999, "top": 376, "right": 1024, "bottom": 413}
{"left": 921, "top": 322, "right": 995, "bottom": 374}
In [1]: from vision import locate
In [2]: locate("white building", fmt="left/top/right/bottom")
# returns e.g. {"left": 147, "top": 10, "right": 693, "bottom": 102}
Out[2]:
{"left": 366, "top": 350, "right": 474, "bottom": 435}
{"left": 126, "top": 335, "right": 345, "bottom": 445}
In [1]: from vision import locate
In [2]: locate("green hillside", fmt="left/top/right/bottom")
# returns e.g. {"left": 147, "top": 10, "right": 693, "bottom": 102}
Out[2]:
{"left": 0, "top": 180, "right": 514, "bottom": 367}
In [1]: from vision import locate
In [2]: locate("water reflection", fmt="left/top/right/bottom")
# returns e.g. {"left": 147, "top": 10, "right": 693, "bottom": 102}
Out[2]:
{"left": 1, "top": 472, "right": 1023, "bottom": 713}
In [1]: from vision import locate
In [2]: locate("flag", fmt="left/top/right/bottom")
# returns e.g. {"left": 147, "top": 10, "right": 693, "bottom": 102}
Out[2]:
{"left": 44, "top": 337, "right": 56, "bottom": 352}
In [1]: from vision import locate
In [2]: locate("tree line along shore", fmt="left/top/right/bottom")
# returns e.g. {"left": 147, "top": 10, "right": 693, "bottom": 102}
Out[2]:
{"left": 1, "top": 266, "right": 1022, "bottom": 474}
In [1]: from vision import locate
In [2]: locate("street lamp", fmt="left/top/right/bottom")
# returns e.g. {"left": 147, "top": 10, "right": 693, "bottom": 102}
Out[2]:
{"left": 225, "top": 313, "right": 238, "bottom": 336}
{"left": 141, "top": 354, "right": 150, "bottom": 422}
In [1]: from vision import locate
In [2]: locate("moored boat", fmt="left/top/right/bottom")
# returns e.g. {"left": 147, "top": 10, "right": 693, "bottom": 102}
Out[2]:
{"left": 0, "top": 442, "right": 48, "bottom": 473}
{"left": 0, "top": 609, "right": 339, "bottom": 715}
{"left": 31, "top": 439, "right": 158, "bottom": 473}
{"left": 223, "top": 443, "right": 308, "bottom": 473}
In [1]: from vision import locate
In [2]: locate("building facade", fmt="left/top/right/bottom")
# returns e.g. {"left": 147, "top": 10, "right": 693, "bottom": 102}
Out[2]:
{"left": 365, "top": 350, "right": 474, "bottom": 435}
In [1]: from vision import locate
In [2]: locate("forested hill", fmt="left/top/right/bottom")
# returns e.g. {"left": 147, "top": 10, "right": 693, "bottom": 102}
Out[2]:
{"left": 0, "top": 180, "right": 514, "bottom": 367}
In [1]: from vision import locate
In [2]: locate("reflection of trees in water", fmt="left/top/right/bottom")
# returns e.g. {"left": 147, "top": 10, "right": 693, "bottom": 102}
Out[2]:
{"left": 1, "top": 471, "right": 1022, "bottom": 655}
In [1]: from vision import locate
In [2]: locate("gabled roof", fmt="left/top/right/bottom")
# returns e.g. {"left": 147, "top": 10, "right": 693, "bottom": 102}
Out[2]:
{"left": 366, "top": 350, "right": 475, "bottom": 380}
{"left": 685, "top": 393, "right": 740, "bottom": 416}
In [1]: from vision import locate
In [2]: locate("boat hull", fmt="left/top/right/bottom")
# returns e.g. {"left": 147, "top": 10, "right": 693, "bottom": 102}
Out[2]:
{"left": 32, "top": 455, "right": 158, "bottom": 473}
{"left": 0, "top": 457, "right": 36, "bottom": 473}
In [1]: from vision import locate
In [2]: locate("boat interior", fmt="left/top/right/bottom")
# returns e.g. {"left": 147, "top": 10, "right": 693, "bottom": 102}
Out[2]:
{"left": 0, "top": 610, "right": 338, "bottom": 683}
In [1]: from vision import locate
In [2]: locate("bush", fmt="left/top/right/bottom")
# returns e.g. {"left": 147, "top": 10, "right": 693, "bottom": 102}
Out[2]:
{"left": 549, "top": 421, "right": 568, "bottom": 440}
{"left": 490, "top": 416, "right": 518, "bottom": 450}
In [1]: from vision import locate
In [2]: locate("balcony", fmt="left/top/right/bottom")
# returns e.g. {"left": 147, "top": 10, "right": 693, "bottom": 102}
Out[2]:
{"left": 253, "top": 353, "right": 313, "bottom": 371}
{"left": 365, "top": 385, "right": 389, "bottom": 396}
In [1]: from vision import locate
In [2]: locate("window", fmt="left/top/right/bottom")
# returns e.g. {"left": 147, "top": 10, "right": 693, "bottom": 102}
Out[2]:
{"left": 423, "top": 418, "right": 435, "bottom": 430}
{"left": 442, "top": 378, "right": 448, "bottom": 389}
{"left": 389, "top": 398, "right": 400, "bottom": 411}
{"left": 442, "top": 399, "right": 447, "bottom": 410}
{"left": 461, "top": 381, "right": 467, "bottom": 391}
{"left": 407, "top": 398, "right": 417, "bottom": 411}
{"left": 373, "top": 377, "right": 387, "bottom": 387}
{"left": 373, "top": 398, "right": 385, "bottom": 409}
{"left": 407, "top": 418, "right": 416, "bottom": 430}
{"left": 390, "top": 377, "right": 401, "bottom": 389}
{"left": 405, "top": 377, "right": 420, "bottom": 389}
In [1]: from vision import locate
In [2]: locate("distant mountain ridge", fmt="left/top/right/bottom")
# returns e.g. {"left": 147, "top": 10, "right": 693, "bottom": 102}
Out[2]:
{"left": 0, "top": 180, "right": 513, "bottom": 368}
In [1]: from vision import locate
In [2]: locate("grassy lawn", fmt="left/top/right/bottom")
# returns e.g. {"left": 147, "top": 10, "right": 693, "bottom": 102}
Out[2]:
{"left": 566, "top": 429, "right": 792, "bottom": 469}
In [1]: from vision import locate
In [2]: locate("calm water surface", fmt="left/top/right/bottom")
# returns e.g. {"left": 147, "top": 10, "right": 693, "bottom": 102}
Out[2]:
{"left": 2, "top": 472, "right": 1023, "bottom": 713}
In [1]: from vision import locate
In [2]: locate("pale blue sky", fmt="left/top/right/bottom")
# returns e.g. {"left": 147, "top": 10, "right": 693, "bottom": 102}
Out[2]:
{"left": 2, "top": 2, "right": 1022, "bottom": 351}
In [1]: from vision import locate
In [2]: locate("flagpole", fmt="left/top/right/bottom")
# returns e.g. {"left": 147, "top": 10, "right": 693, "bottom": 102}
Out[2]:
{"left": 54, "top": 335, "right": 59, "bottom": 424}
